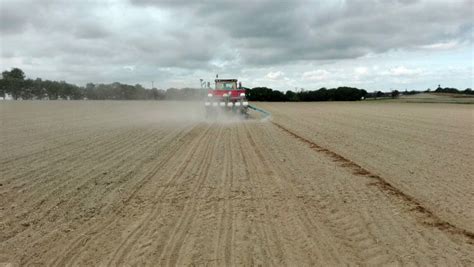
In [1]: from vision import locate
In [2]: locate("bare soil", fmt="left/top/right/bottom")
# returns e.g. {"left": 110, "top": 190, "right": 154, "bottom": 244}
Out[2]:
{"left": 1, "top": 101, "right": 473, "bottom": 266}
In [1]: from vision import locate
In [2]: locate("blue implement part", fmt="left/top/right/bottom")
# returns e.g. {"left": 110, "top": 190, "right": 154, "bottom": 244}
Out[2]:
{"left": 248, "top": 105, "right": 271, "bottom": 117}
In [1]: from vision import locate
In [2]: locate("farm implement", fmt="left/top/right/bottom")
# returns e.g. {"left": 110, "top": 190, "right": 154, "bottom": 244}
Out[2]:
{"left": 204, "top": 78, "right": 249, "bottom": 118}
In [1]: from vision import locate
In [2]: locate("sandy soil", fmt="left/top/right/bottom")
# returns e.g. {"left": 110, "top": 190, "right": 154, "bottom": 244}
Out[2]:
{"left": 1, "top": 101, "right": 473, "bottom": 266}
{"left": 259, "top": 102, "right": 474, "bottom": 233}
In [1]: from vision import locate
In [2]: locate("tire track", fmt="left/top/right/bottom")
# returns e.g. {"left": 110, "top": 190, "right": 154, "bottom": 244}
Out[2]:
{"left": 49, "top": 123, "right": 207, "bottom": 266}
{"left": 109, "top": 124, "right": 200, "bottom": 208}
{"left": 236, "top": 124, "right": 300, "bottom": 265}
{"left": 248, "top": 121, "right": 471, "bottom": 265}
{"left": 254, "top": 123, "right": 402, "bottom": 264}
{"left": 0, "top": 127, "right": 166, "bottom": 243}
{"left": 8, "top": 127, "right": 163, "bottom": 198}
{"left": 34, "top": 126, "right": 183, "bottom": 220}
{"left": 1, "top": 126, "right": 175, "bottom": 238}
{"left": 1, "top": 126, "right": 152, "bottom": 186}
{"left": 0, "top": 115, "right": 130, "bottom": 164}
{"left": 158, "top": 125, "right": 224, "bottom": 267}
{"left": 244, "top": 123, "right": 345, "bottom": 265}
{"left": 15, "top": 124, "right": 194, "bottom": 265}
{"left": 105, "top": 124, "right": 215, "bottom": 266}
{"left": 271, "top": 121, "right": 474, "bottom": 244}
{"left": 213, "top": 127, "right": 235, "bottom": 266}
{"left": 222, "top": 129, "right": 235, "bottom": 266}
{"left": 235, "top": 126, "right": 290, "bottom": 266}
{"left": 260, "top": 102, "right": 474, "bottom": 234}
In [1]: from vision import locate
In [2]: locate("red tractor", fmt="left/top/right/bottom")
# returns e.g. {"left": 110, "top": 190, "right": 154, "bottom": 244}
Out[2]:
{"left": 205, "top": 79, "right": 249, "bottom": 118}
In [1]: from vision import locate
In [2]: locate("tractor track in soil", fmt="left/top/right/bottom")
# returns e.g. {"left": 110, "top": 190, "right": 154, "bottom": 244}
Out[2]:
{"left": 51, "top": 124, "right": 207, "bottom": 266}
{"left": 271, "top": 121, "right": 474, "bottom": 243}
{"left": 1, "top": 101, "right": 473, "bottom": 266}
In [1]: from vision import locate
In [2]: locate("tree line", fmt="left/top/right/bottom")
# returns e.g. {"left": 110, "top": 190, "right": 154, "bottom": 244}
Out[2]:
{"left": 1, "top": 67, "right": 471, "bottom": 101}
{"left": 246, "top": 87, "right": 368, "bottom": 102}
{"left": 433, "top": 85, "right": 473, "bottom": 95}
{"left": 0, "top": 68, "right": 207, "bottom": 100}
{"left": 246, "top": 85, "right": 473, "bottom": 102}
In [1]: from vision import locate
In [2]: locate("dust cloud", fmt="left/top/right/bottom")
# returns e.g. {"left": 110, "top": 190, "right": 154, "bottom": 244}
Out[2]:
{"left": 120, "top": 100, "right": 263, "bottom": 126}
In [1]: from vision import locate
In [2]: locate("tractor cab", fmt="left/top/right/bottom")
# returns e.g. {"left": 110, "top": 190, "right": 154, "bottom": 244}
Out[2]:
{"left": 211, "top": 79, "right": 245, "bottom": 99}
{"left": 216, "top": 79, "right": 237, "bottom": 90}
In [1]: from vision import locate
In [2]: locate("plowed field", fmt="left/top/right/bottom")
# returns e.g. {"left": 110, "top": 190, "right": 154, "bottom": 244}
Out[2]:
{"left": 1, "top": 101, "right": 473, "bottom": 266}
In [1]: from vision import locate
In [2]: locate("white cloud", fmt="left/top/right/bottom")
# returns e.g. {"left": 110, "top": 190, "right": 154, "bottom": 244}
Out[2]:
{"left": 302, "top": 69, "right": 330, "bottom": 81}
{"left": 265, "top": 71, "right": 285, "bottom": 80}
{"left": 388, "top": 66, "right": 423, "bottom": 76}
{"left": 123, "top": 65, "right": 136, "bottom": 72}
{"left": 420, "top": 40, "right": 459, "bottom": 50}
{"left": 354, "top": 67, "right": 369, "bottom": 76}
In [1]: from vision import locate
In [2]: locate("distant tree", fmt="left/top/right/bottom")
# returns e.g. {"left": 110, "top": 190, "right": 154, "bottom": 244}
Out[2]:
{"left": 285, "top": 90, "right": 298, "bottom": 101}
{"left": 20, "top": 79, "right": 34, "bottom": 99}
{"left": 43, "top": 80, "right": 61, "bottom": 99}
{"left": 84, "top": 83, "right": 96, "bottom": 99}
{"left": 2, "top": 68, "right": 25, "bottom": 99}
{"left": 333, "top": 87, "right": 366, "bottom": 101}
{"left": 32, "top": 78, "right": 47, "bottom": 99}
{"left": 149, "top": 88, "right": 165, "bottom": 100}
{"left": 7, "top": 68, "right": 25, "bottom": 80}
{"left": 299, "top": 87, "right": 330, "bottom": 101}
{"left": 165, "top": 88, "right": 180, "bottom": 100}
{"left": 246, "top": 87, "right": 276, "bottom": 101}
{"left": 246, "top": 86, "right": 367, "bottom": 102}
{"left": 391, "top": 90, "right": 400, "bottom": 98}
{"left": 404, "top": 90, "right": 420, "bottom": 95}
{"left": 435, "top": 86, "right": 460, "bottom": 94}
{"left": 0, "top": 77, "right": 6, "bottom": 99}
{"left": 374, "top": 91, "right": 383, "bottom": 99}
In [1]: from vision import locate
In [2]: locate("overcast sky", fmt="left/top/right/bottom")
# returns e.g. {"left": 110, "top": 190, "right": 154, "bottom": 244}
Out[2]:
{"left": 1, "top": 0, "right": 472, "bottom": 91}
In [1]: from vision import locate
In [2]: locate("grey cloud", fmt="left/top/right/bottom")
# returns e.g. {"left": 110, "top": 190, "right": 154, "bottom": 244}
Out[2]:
{"left": 0, "top": 0, "right": 472, "bottom": 88}
{"left": 73, "top": 22, "right": 110, "bottom": 39}
{"left": 0, "top": 7, "right": 28, "bottom": 34}
{"left": 128, "top": 0, "right": 472, "bottom": 65}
